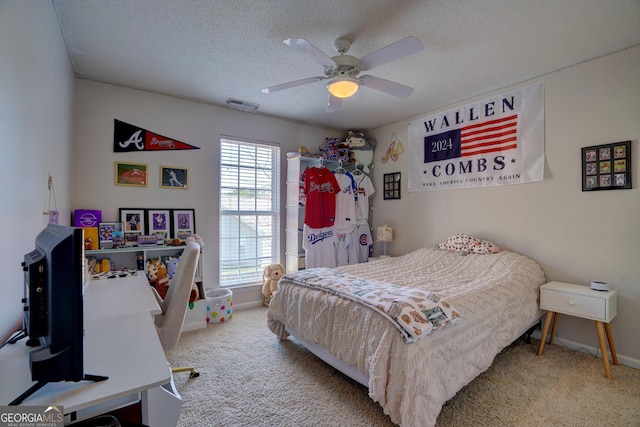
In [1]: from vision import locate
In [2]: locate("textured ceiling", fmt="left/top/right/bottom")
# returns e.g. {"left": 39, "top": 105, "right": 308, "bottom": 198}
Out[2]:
{"left": 52, "top": 0, "right": 640, "bottom": 132}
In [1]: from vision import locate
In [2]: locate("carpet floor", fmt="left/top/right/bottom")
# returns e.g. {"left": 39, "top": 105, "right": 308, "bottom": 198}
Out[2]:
{"left": 166, "top": 306, "right": 640, "bottom": 426}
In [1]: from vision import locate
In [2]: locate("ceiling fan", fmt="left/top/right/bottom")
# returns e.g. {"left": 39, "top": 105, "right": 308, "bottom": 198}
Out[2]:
{"left": 261, "top": 36, "right": 424, "bottom": 112}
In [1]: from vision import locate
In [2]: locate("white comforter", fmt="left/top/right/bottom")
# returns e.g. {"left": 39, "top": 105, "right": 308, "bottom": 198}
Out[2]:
{"left": 267, "top": 248, "right": 545, "bottom": 427}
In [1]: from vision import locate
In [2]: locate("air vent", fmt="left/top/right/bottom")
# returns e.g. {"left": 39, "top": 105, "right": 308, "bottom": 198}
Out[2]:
{"left": 226, "top": 98, "right": 260, "bottom": 112}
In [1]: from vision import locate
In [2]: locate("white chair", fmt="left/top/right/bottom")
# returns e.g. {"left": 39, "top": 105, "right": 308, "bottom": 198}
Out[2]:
{"left": 151, "top": 242, "right": 200, "bottom": 378}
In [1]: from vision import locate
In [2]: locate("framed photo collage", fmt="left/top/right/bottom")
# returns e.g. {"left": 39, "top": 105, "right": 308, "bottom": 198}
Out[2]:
{"left": 581, "top": 141, "right": 631, "bottom": 191}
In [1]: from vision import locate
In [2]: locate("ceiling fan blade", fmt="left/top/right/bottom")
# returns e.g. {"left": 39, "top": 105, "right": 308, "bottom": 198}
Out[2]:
{"left": 359, "top": 36, "right": 424, "bottom": 71}
{"left": 326, "top": 94, "right": 342, "bottom": 112}
{"left": 262, "top": 76, "right": 325, "bottom": 94}
{"left": 284, "top": 38, "right": 335, "bottom": 67}
{"left": 360, "top": 75, "right": 414, "bottom": 98}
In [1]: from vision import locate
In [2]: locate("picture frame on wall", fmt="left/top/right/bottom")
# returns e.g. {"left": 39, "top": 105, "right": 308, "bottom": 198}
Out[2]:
{"left": 160, "top": 166, "right": 188, "bottom": 189}
{"left": 115, "top": 162, "right": 148, "bottom": 187}
{"left": 147, "top": 209, "right": 171, "bottom": 243}
{"left": 582, "top": 141, "right": 632, "bottom": 191}
{"left": 172, "top": 209, "right": 195, "bottom": 239}
{"left": 383, "top": 172, "right": 401, "bottom": 200}
{"left": 120, "top": 208, "right": 146, "bottom": 246}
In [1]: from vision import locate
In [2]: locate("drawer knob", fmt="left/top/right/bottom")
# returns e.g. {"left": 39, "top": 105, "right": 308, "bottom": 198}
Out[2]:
{"left": 569, "top": 300, "right": 575, "bottom": 306}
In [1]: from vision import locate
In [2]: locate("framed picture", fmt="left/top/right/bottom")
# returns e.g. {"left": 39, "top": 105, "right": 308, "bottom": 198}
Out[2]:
{"left": 160, "top": 166, "right": 188, "bottom": 189}
{"left": 582, "top": 141, "right": 632, "bottom": 191}
{"left": 383, "top": 172, "right": 401, "bottom": 200}
{"left": 120, "top": 208, "right": 145, "bottom": 246}
{"left": 115, "top": 162, "right": 148, "bottom": 187}
{"left": 147, "top": 209, "right": 171, "bottom": 243}
{"left": 172, "top": 209, "right": 195, "bottom": 239}
{"left": 98, "top": 222, "right": 123, "bottom": 249}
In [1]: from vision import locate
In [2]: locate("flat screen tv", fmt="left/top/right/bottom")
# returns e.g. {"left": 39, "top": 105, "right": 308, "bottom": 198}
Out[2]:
{"left": 11, "top": 223, "right": 106, "bottom": 405}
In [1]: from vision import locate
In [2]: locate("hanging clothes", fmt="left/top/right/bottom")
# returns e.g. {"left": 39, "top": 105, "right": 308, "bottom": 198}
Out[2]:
{"left": 332, "top": 171, "right": 357, "bottom": 231}
{"left": 302, "top": 166, "right": 341, "bottom": 228}
{"left": 302, "top": 224, "right": 337, "bottom": 268}
{"left": 353, "top": 172, "right": 376, "bottom": 225}
{"left": 352, "top": 223, "right": 373, "bottom": 263}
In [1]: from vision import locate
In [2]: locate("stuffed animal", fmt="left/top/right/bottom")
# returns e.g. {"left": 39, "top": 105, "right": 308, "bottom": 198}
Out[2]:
{"left": 146, "top": 258, "right": 170, "bottom": 297}
{"left": 345, "top": 131, "right": 367, "bottom": 148}
{"left": 261, "top": 264, "right": 284, "bottom": 298}
{"left": 186, "top": 234, "right": 205, "bottom": 247}
{"left": 436, "top": 233, "right": 500, "bottom": 256}
{"left": 345, "top": 131, "right": 377, "bottom": 173}
{"left": 166, "top": 256, "right": 180, "bottom": 279}
{"left": 147, "top": 257, "right": 200, "bottom": 302}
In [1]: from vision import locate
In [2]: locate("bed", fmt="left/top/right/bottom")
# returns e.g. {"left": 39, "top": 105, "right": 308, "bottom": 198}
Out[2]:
{"left": 266, "top": 245, "right": 546, "bottom": 427}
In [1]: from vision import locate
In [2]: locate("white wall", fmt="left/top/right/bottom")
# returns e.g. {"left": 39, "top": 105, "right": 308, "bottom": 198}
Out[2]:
{"left": 369, "top": 46, "right": 640, "bottom": 363}
{"left": 0, "top": 1, "right": 75, "bottom": 342}
{"left": 71, "top": 79, "right": 342, "bottom": 307}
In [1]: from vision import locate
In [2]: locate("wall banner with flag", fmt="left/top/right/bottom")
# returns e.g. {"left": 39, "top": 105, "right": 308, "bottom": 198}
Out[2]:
{"left": 408, "top": 82, "right": 544, "bottom": 192}
{"left": 113, "top": 119, "right": 200, "bottom": 152}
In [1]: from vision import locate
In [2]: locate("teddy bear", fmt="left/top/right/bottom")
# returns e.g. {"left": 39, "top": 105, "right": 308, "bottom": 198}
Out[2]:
{"left": 436, "top": 233, "right": 500, "bottom": 256}
{"left": 261, "top": 264, "right": 284, "bottom": 298}
{"left": 147, "top": 257, "right": 200, "bottom": 302}
{"left": 146, "top": 258, "right": 170, "bottom": 298}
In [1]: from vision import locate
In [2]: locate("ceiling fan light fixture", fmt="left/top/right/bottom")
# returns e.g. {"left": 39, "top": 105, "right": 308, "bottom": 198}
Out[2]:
{"left": 327, "top": 76, "right": 360, "bottom": 98}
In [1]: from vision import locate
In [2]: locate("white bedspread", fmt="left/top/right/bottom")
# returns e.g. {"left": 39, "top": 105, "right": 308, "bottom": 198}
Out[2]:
{"left": 267, "top": 248, "right": 545, "bottom": 427}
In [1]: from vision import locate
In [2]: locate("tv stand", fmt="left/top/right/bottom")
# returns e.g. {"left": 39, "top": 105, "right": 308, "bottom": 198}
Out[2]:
{"left": 10, "top": 374, "right": 108, "bottom": 406}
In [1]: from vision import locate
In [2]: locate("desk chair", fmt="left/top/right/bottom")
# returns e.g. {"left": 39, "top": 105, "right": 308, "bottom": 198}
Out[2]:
{"left": 151, "top": 242, "right": 200, "bottom": 378}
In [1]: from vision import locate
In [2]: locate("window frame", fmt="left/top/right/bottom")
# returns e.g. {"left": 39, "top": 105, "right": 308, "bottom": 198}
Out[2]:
{"left": 219, "top": 137, "right": 280, "bottom": 287}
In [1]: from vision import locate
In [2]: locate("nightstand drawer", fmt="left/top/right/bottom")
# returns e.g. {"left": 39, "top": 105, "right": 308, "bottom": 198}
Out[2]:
{"left": 541, "top": 289, "right": 606, "bottom": 320}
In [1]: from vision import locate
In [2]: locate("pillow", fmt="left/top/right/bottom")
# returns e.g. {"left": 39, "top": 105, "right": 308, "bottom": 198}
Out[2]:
{"left": 436, "top": 233, "right": 500, "bottom": 256}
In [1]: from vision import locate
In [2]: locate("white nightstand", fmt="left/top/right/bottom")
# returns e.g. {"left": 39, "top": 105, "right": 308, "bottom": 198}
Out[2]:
{"left": 537, "top": 281, "right": 618, "bottom": 379}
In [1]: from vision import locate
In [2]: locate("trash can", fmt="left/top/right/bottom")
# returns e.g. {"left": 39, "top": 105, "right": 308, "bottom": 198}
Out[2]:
{"left": 206, "top": 288, "right": 233, "bottom": 323}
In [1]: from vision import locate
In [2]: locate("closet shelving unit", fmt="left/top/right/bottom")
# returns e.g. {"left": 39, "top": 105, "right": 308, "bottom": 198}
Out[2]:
{"left": 285, "top": 152, "right": 369, "bottom": 274}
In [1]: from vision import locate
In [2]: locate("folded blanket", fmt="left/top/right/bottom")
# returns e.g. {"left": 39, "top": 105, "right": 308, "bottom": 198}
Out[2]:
{"left": 281, "top": 268, "right": 461, "bottom": 343}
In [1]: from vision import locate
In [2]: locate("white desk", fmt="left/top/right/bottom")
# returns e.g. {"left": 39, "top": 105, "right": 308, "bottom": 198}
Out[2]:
{"left": 0, "top": 274, "right": 178, "bottom": 425}
{"left": 84, "top": 272, "right": 161, "bottom": 320}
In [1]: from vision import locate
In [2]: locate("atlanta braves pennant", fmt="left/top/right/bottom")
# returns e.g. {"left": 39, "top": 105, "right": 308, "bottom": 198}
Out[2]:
{"left": 408, "top": 82, "right": 544, "bottom": 191}
{"left": 113, "top": 119, "right": 200, "bottom": 152}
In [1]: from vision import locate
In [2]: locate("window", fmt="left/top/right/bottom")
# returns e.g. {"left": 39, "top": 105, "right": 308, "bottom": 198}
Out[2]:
{"left": 219, "top": 138, "right": 280, "bottom": 287}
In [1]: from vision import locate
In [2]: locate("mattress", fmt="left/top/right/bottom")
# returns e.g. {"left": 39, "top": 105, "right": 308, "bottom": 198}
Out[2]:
{"left": 267, "top": 247, "right": 546, "bottom": 426}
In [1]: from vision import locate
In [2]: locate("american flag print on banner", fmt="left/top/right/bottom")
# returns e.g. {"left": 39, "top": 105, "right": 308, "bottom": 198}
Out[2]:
{"left": 424, "top": 114, "right": 518, "bottom": 163}
{"left": 408, "top": 82, "right": 544, "bottom": 191}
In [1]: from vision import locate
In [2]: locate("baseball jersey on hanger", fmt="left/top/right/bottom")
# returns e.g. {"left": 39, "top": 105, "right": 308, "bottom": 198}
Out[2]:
{"left": 303, "top": 166, "right": 340, "bottom": 228}
{"left": 353, "top": 222, "right": 373, "bottom": 263}
{"left": 333, "top": 171, "right": 357, "bottom": 231}
{"left": 353, "top": 172, "right": 376, "bottom": 224}
{"left": 302, "top": 224, "right": 337, "bottom": 268}
{"left": 335, "top": 228, "right": 358, "bottom": 266}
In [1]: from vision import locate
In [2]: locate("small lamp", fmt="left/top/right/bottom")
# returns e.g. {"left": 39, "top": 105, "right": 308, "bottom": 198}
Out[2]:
{"left": 327, "top": 76, "right": 360, "bottom": 98}
{"left": 376, "top": 224, "right": 393, "bottom": 258}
